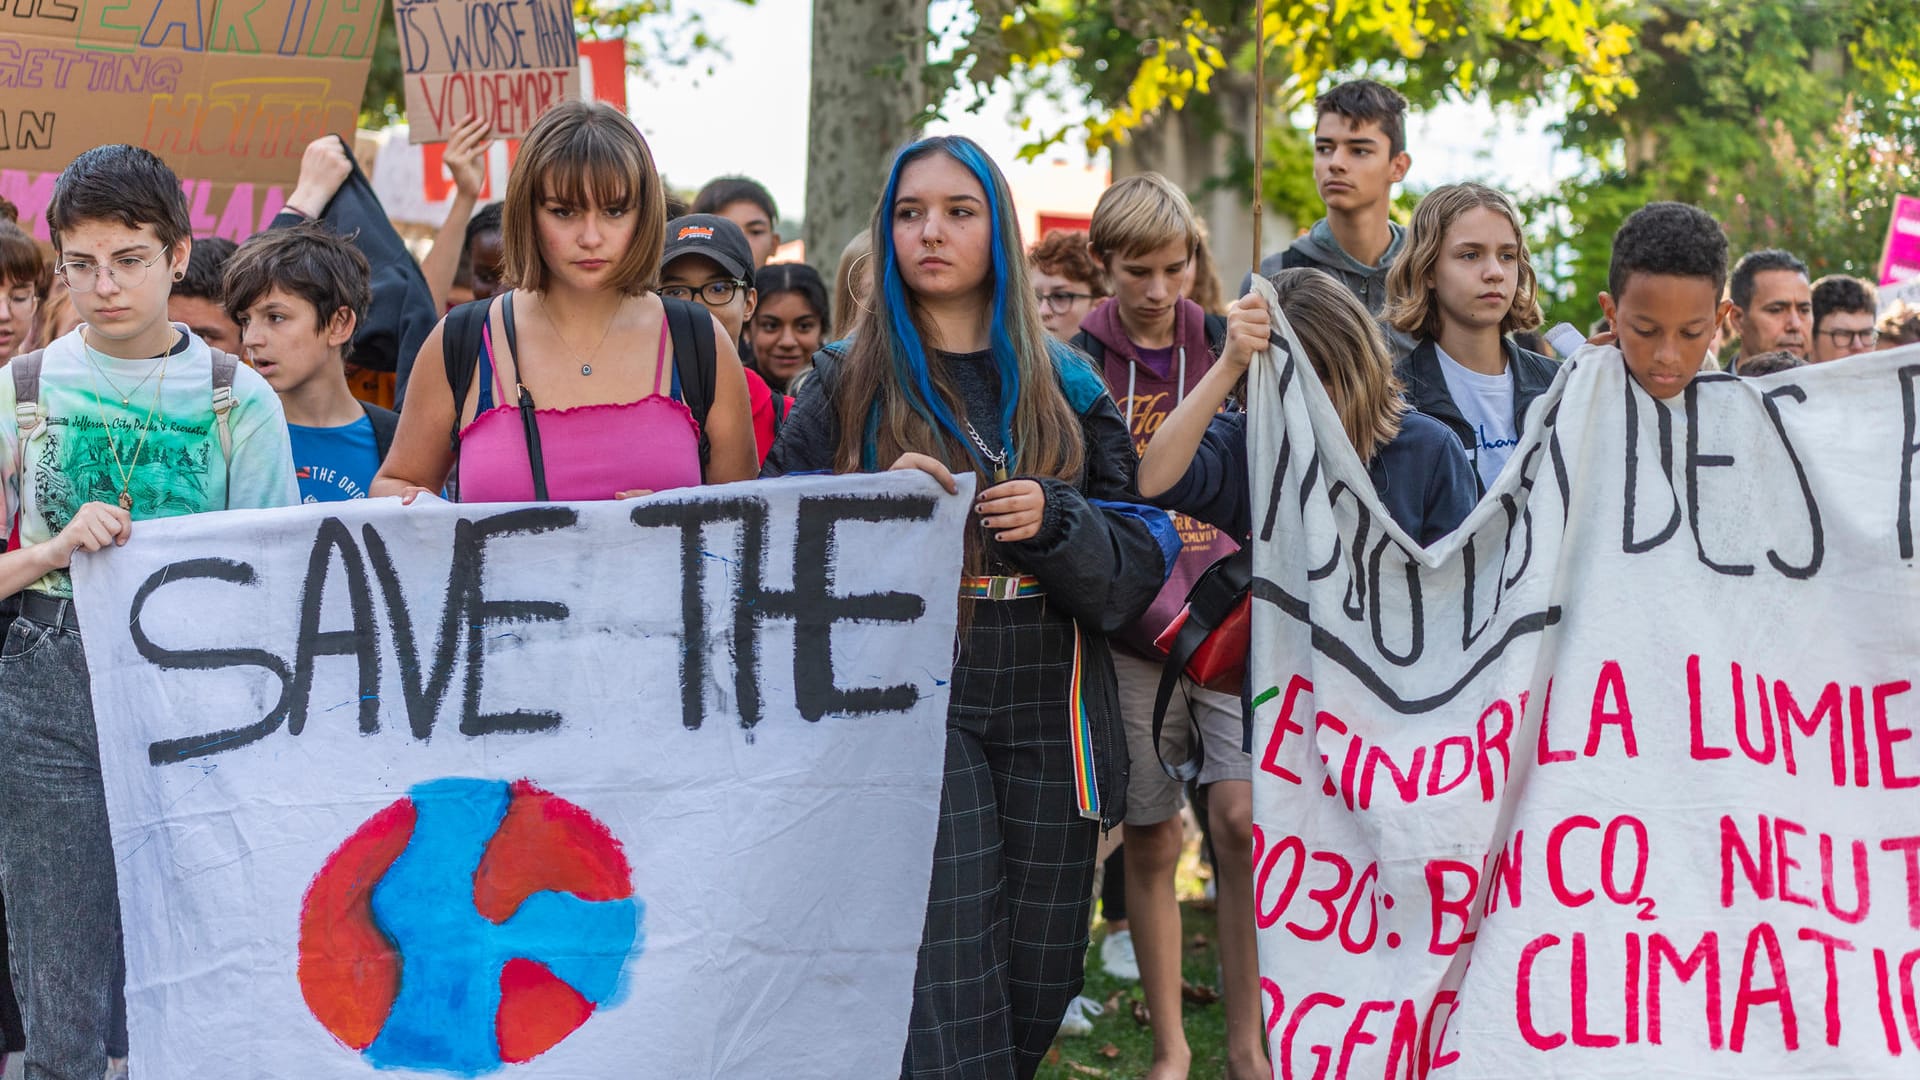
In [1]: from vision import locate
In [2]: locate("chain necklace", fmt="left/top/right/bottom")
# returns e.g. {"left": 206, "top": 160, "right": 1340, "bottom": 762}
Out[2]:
{"left": 961, "top": 417, "right": 1009, "bottom": 483}
{"left": 538, "top": 293, "right": 623, "bottom": 377}
{"left": 81, "top": 329, "right": 173, "bottom": 512}
{"left": 81, "top": 332, "right": 165, "bottom": 405}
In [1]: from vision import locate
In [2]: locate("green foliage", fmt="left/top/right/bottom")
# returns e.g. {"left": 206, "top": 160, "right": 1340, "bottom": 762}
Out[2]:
{"left": 1546, "top": 1, "right": 1920, "bottom": 306}
{"left": 358, "top": 0, "right": 754, "bottom": 128}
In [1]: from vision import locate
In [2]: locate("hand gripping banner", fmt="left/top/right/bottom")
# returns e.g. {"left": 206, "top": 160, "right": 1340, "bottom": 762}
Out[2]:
{"left": 1244, "top": 274, "right": 1920, "bottom": 1077}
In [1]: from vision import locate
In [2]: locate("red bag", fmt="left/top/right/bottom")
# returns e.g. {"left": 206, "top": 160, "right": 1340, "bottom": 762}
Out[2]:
{"left": 1148, "top": 549, "right": 1251, "bottom": 781}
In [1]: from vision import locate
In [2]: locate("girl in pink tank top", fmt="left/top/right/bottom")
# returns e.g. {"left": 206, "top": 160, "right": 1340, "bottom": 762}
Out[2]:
{"left": 372, "top": 101, "right": 758, "bottom": 504}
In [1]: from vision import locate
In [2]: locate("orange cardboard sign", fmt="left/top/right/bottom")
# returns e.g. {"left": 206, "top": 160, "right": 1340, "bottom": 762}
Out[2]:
{"left": 397, "top": 0, "right": 581, "bottom": 143}
{"left": 0, "top": 0, "right": 378, "bottom": 240}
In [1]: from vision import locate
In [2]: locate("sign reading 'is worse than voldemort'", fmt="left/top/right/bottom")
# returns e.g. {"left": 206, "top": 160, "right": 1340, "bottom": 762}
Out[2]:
{"left": 0, "top": 0, "right": 379, "bottom": 242}
{"left": 397, "top": 0, "right": 580, "bottom": 143}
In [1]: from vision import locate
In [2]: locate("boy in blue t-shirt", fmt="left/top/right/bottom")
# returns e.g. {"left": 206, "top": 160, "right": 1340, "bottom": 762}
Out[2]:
{"left": 224, "top": 223, "right": 397, "bottom": 501}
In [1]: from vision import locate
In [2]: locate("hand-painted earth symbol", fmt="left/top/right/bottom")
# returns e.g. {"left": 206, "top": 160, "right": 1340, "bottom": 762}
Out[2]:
{"left": 298, "top": 778, "right": 643, "bottom": 1075}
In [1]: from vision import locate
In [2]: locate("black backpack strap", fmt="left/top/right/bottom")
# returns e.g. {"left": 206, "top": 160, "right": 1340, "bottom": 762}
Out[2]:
{"left": 361, "top": 402, "right": 399, "bottom": 462}
{"left": 1151, "top": 547, "right": 1252, "bottom": 782}
{"left": 662, "top": 296, "right": 716, "bottom": 468}
{"left": 441, "top": 297, "right": 495, "bottom": 452}
{"left": 497, "top": 294, "right": 549, "bottom": 501}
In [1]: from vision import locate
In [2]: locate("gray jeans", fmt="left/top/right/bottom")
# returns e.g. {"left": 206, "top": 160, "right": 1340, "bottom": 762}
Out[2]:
{"left": 0, "top": 617, "right": 123, "bottom": 1080}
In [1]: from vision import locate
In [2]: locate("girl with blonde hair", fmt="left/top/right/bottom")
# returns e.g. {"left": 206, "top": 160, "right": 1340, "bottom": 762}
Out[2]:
{"left": 1142, "top": 267, "right": 1476, "bottom": 546}
{"left": 764, "top": 135, "right": 1173, "bottom": 1077}
{"left": 1384, "top": 181, "right": 1555, "bottom": 494}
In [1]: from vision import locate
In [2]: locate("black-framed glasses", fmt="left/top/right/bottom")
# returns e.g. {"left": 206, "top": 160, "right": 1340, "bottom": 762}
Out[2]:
{"left": 1819, "top": 326, "right": 1878, "bottom": 349}
{"left": 1035, "top": 290, "right": 1094, "bottom": 313}
{"left": 56, "top": 251, "right": 168, "bottom": 293}
{"left": 660, "top": 280, "right": 749, "bottom": 306}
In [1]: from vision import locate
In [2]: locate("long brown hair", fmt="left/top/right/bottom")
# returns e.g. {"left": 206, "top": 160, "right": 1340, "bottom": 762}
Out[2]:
{"left": 829, "top": 136, "right": 1083, "bottom": 484}
{"left": 1271, "top": 268, "right": 1407, "bottom": 462}
{"left": 1385, "top": 182, "right": 1543, "bottom": 340}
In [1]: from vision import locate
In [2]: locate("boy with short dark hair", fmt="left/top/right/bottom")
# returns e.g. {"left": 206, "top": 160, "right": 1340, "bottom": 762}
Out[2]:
{"left": 0, "top": 144, "right": 295, "bottom": 1079}
{"left": 1809, "top": 273, "right": 1879, "bottom": 363}
{"left": 225, "top": 222, "right": 398, "bottom": 502}
{"left": 1597, "top": 202, "right": 1732, "bottom": 400}
{"left": 168, "top": 235, "right": 242, "bottom": 354}
{"left": 1254, "top": 78, "right": 1416, "bottom": 355}
{"left": 691, "top": 176, "right": 781, "bottom": 268}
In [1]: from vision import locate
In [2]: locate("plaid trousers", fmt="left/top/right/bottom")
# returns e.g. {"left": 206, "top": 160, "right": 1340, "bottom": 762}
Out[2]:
{"left": 901, "top": 598, "right": 1101, "bottom": 1080}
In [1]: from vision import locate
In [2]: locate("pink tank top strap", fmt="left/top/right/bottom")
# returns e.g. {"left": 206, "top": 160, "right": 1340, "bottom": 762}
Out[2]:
{"left": 654, "top": 317, "right": 671, "bottom": 396}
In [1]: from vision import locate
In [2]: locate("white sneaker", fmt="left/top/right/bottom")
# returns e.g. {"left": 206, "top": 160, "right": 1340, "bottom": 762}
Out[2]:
{"left": 1099, "top": 928, "right": 1139, "bottom": 981}
{"left": 1057, "top": 994, "right": 1103, "bottom": 1037}
{"left": 104, "top": 1059, "right": 129, "bottom": 1080}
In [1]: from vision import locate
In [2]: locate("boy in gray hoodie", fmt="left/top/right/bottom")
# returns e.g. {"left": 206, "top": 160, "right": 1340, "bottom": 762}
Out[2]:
{"left": 1250, "top": 79, "right": 1418, "bottom": 357}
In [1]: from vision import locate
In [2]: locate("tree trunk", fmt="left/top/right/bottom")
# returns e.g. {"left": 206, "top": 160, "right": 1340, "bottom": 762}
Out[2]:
{"left": 1111, "top": 73, "right": 1288, "bottom": 299}
{"left": 804, "top": 0, "right": 927, "bottom": 279}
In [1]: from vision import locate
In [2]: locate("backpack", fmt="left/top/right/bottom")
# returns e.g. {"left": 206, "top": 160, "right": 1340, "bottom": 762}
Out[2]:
{"left": 438, "top": 293, "right": 718, "bottom": 486}
{"left": 11, "top": 346, "right": 240, "bottom": 502}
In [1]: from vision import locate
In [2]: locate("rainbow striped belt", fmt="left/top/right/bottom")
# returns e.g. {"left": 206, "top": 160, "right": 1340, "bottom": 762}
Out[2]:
{"left": 959, "top": 574, "right": 1044, "bottom": 600}
{"left": 1067, "top": 626, "right": 1101, "bottom": 820}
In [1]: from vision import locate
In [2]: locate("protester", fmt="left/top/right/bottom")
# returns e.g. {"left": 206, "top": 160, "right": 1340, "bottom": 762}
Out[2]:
{"left": 1738, "top": 349, "right": 1804, "bottom": 377}
{"left": 832, "top": 231, "right": 873, "bottom": 340}
{"left": 762, "top": 134, "right": 1172, "bottom": 1079}
{"left": 1725, "top": 248, "right": 1811, "bottom": 373}
{"left": 660, "top": 213, "right": 787, "bottom": 463}
{"left": 1808, "top": 273, "right": 1879, "bottom": 363}
{"left": 1385, "top": 183, "right": 1555, "bottom": 494}
{"left": 0, "top": 217, "right": 47, "bottom": 362}
{"left": 1880, "top": 301, "right": 1920, "bottom": 350}
{"left": 273, "top": 135, "right": 440, "bottom": 402}
{"left": 420, "top": 115, "right": 496, "bottom": 312}
{"left": 1069, "top": 172, "right": 1259, "bottom": 1080}
{"left": 1142, "top": 267, "right": 1475, "bottom": 549}
{"left": 1249, "top": 80, "right": 1416, "bottom": 356}
{"left": 166, "top": 237, "right": 242, "bottom": 356}
{"left": 225, "top": 223, "right": 398, "bottom": 502}
{"left": 692, "top": 176, "right": 782, "bottom": 268}
{"left": 1028, "top": 229, "right": 1106, "bottom": 344}
{"left": 1596, "top": 202, "right": 1733, "bottom": 399}
{"left": 466, "top": 202, "right": 506, "bottom": 302}
{"left": 0, "top": 145, "right": 296, "bottom": 1080}
{"left": 746, "top": 262, "right": 829, "bottom": 393}
{"left": 373, "top": 102, "right": 757, "bottom": 503}
{"left": 1186, "top": 221, "right": 1227, "bottom": 315}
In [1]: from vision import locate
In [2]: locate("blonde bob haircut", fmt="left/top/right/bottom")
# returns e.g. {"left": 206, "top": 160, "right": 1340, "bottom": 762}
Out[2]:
{"left": 1087, "top": 172, "right": 1199, "bottom": 262}
{"left": 1270, "top": 268, "right": 1407, "bottom": 463}
{"left": 1385, "top": 182, "right": 1543, "bottom": 340}
{"left": 501, "top": 101, "right": 667, "bottom": 296}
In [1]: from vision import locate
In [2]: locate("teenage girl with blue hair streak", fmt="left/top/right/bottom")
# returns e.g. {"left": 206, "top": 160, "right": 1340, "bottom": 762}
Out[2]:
{"left": 764, "top": 137, "right": 1175, "bottom": 1077}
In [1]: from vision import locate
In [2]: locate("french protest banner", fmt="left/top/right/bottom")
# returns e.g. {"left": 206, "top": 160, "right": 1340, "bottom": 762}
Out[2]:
{"left": 72, "top": 473, "right": 969, "bottom": 1078}
{"left": 397, "top": 0, "right": 581, "bottom": 143}
{"left": 1244, "top": 274, "right": 1920, "bottom": 1077}
{"left": 0, "top": 0, "right": 379, "bottom": 242}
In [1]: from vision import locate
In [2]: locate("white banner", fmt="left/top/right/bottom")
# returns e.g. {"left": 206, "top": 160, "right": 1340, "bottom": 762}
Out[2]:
{"left": 74, "top": 473, "right": 971, "bottom": 1079}
{"left": 1246, "top": 274, "right": 1920, "bottom": 1077}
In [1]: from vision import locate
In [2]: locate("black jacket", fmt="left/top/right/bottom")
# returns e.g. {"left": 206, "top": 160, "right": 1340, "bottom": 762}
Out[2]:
{"left": 270, "top": 136, "right": 440, "bottom": 406}
{"left": 1395, "top": 337, "right": 1559, "bottom": 493}
{"left": 762, "top": 347, "right": 1177, "bottom": 831}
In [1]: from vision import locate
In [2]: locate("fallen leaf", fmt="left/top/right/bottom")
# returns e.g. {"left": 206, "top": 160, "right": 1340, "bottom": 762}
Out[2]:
{"left": 1131, "top": 999, "right": 1152, "bottom": 1026}
{"left": 1182, "top": 980, "right": 1221, "bottom": 1005}
{"left": 1066, "top": 1062, "right": 1108, "bottom": 1078}
{"left": 1045, "top": 1047, "right": 1062, "bottom": 1065}
{"left": 1103, "top": 990, "right": 1123, "bottom": 1014}
{"left": 1189, "top": 932, "right": 1210, "bottom": 949}
{"left": 1099, "top": 1043, "right": 1121, "bottom": 1059}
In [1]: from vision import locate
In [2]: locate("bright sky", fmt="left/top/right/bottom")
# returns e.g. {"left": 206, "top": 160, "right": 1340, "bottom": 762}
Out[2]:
{"left": 628, "top": 0, "right": 1570, "bottom": 228}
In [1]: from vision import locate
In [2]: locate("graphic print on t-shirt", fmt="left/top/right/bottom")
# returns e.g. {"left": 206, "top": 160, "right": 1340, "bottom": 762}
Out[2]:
{"left": 1434, "top": 344, "right": 1518, "bottom": 490}
{"left": 290, "top": 417, "right": 381, "bottom": 503}
{"left": 35, "top": 411, "right": 218, "bottom": 533}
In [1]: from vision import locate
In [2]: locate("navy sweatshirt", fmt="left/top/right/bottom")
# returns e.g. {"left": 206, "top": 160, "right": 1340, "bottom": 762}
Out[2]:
{"left": 1154, "top": 409, "right": 1477, "bottom": 546}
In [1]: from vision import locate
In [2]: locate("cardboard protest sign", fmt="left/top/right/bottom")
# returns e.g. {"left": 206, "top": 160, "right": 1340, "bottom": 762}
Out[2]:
{"left": 1881, "top": 195, "right": 1920, "bottom": 288}
{"left": 1244, "top": 273, "right": 1920, "bottom": 1076}
{"left": 73, "top": 473, "right": 969, "bottom": 1078}
{"left": 0, "top": 0, "right": 379, "bottom": 242}
{"left": 397, "top": 0, "right": 581, "bottom": 143}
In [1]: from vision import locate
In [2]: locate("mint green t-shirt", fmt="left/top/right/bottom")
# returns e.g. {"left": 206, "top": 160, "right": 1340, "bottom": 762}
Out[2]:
{"left": 0, "top": 325, "right": 299, "bottom": 597}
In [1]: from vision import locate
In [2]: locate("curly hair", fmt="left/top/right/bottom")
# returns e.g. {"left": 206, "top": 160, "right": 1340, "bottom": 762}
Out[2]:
{"left": 1810, "top": 273, "right": 1876, "bottom": 332}
{"left": 1027, "top": 229, "right": 1106, "bottom": 298}
{"left": 1385, "top": 183, "right": 1542, "bottom": 340}
{"left": 1607, "top": 202, "right": 1728, "bottom": 300}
